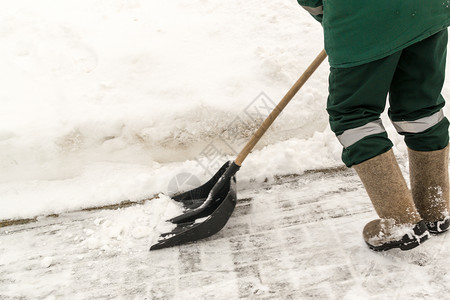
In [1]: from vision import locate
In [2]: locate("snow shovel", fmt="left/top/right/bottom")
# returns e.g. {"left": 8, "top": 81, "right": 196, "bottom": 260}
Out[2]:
{"left": 150, "top": 49, "right": 327, "bottom": 251}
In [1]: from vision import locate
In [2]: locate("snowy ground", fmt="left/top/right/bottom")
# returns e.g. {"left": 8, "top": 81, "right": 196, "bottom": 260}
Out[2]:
{"left": 2, "top": 166, "right": 450, "bottom": 299}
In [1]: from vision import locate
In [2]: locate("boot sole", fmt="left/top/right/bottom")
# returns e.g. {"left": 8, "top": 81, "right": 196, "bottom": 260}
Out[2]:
{"left": 366, "top": 221, "right": 430, "bottom": 252}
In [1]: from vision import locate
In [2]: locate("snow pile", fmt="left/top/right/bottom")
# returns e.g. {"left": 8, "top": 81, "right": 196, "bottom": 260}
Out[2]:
{"left": 77, "top": 194, "right": 182, "bottom": 253}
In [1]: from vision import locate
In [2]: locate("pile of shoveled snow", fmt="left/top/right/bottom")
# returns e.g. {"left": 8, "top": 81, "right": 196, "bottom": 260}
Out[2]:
{"left": 75, "top": 194, "right": 182, "bottom": 253}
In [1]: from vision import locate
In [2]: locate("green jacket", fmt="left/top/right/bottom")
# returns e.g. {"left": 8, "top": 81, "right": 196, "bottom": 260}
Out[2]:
{"left": 298, "top": 0, "right": 450, "bottom": 68}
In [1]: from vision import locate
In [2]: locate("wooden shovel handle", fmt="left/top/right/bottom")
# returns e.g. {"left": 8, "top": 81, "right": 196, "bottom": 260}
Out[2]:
{"left": 234, "top": 49, "right": 327, "bottom": 167}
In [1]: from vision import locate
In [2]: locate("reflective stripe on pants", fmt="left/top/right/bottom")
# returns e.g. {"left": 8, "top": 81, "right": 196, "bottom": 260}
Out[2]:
{"left": 337, "top": 119, "right": 386, "bottom": 148}
{"left": 392, "top": 110, "right": 444, "bottom": 134}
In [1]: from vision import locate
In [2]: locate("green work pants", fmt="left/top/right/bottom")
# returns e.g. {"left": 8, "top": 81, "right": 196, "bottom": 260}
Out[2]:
{"left": 327, "top": 29, "right": 449, "bottom": 167}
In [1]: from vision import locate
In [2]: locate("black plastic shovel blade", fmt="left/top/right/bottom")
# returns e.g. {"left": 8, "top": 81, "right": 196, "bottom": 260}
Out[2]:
{"left": 171, "top": 161, "right": 233, "bottom": 210}
{"left": 168, "top": 161, "right": 240, "bottom": 225}
{"left": 149, "top": 173, "right": 237, "bottom": 250}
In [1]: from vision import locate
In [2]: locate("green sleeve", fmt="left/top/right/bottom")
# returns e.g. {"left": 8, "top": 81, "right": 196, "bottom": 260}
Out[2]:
{"left": 297, "top": 0, "right": 322, "bottom": 6}
{"left": 311, "top": 14, "right": 323, "bottom": 23}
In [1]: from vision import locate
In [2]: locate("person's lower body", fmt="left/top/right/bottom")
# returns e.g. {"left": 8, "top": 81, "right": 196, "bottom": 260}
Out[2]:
{"left": 327, "top": 29, "right": 449, "bottom": 251}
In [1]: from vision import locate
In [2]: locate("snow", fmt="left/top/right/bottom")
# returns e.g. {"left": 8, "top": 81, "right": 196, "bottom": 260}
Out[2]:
{"left": 1, "top": 168, "right": 450, "bottom": 299}
{"left": 73, "top": 193, "right": 183, "bottom": 251}
{"left": 1, "top": 1, "right": 448, "bottom": 220}
{"left": 40, "top": 256, "right": 53, "bottom": 269}
{"left": 1, "top": 0, "right": 450, "bottom": 298}
{"left": 0, "top": 0, "right": 335, "bottom": 220}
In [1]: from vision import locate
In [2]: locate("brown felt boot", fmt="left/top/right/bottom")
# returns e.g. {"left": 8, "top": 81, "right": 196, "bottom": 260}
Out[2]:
{"left": 353, "top": 149, "right": 429, "bottom": 251}
{"left": 408, "top": 145, "right": 450, "bottom": 234}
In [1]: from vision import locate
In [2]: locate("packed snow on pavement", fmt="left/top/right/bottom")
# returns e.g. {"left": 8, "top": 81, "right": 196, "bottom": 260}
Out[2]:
{"left": 2, "top": 168, "right": 450, "bottom": 299}
{"left": 1, "top": 0, "right": 450, "bottom": 299}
